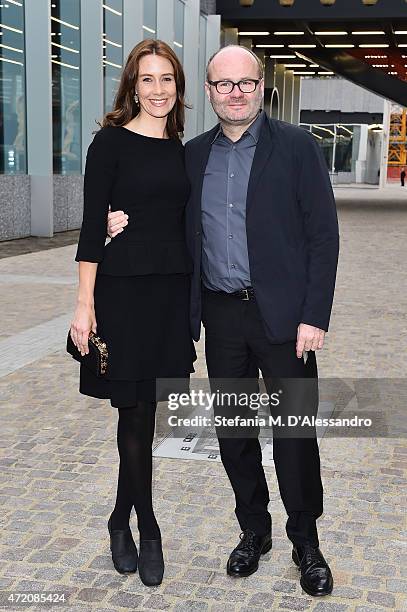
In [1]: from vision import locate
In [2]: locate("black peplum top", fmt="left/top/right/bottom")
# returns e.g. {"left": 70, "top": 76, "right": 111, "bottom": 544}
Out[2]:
{"left": 75, "top": 125, "right": 192, "bottom": 276}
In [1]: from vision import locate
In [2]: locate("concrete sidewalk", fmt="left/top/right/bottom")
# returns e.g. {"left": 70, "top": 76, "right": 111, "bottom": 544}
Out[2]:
{"left": 0, "top": 200, "right": 406, "bottom": 611}
{"left": 334, "top": 183, "right": 407, "bottom": 208}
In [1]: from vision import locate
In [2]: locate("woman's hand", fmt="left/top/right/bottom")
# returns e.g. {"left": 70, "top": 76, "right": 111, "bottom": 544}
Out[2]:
{"left": 70, "top": 302, "right": 97, "bottom": 356}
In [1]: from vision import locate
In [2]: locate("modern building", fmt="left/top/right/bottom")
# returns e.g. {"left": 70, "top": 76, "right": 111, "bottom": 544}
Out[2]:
{"left": 299, "top": 77, "right": 386, "bottom": 185}
{"left": 218, "top": 0, "right": 407, "bottom": 186}
{"left": 0, "top": 0, "right": 220, "bottom": 241}
{"left": 2, "top": 0, "right": 407, "bottom": 242}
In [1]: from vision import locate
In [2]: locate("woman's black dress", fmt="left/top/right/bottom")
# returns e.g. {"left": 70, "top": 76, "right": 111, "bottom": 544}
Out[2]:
{"left": 75, "top": 126, "right": 195, "bottom": 408}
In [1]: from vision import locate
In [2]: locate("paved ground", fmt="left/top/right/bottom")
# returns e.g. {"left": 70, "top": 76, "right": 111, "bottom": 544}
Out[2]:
{"left": 0, "top": 231, "right": 80, "bottom": 261}
{"left": 0, "top": 187, "right": 406, "bottom": 611}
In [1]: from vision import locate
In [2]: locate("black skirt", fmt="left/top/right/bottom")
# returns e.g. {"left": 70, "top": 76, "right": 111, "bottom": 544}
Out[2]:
{"left": 79, "top": 273, "right": 196, "bottom": 408}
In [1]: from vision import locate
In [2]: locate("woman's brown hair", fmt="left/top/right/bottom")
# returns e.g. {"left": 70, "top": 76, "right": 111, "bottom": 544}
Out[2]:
{"left": 101, "top": 39, "right": 186, "bottom": 140}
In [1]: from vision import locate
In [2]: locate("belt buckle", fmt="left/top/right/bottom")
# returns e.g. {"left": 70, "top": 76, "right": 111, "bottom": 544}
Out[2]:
{"left": 241, "top": 289, "right": 249, "bottom": 301}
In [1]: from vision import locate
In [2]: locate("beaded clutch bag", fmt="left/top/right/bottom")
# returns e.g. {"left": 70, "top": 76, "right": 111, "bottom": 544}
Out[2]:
{"left": 66, "top": 330, "right": 108, "bottom": 377}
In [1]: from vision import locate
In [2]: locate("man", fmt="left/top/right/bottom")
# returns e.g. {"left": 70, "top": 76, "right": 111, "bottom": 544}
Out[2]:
{"left": 108, "top": 45, "right": 339, "bottom": 597}
{"left": 401, "top": 168, "right": 405, "bottom": 187}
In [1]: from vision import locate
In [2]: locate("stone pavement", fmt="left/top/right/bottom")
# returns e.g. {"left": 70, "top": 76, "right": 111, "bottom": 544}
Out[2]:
{"left": 0, "top": 192, "right": 406, "bottom": 611}
{"left": 0, "top": 231, "right": 80, "bottom": 261}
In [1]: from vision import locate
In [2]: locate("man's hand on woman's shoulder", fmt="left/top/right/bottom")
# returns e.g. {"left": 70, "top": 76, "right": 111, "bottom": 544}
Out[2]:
{"left": 107, "top": 206, "right": 128, "bottom": 238}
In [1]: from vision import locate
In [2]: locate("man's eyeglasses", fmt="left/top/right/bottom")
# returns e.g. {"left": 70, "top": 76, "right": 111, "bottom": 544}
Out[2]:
{"left": 207, "top": 79, "right": 261, "bottom": 94}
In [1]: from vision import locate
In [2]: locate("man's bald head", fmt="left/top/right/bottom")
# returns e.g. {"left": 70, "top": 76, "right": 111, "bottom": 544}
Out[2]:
{"left": 204, "top": 44, "right": 265, "bottom": 130}
{"left": 206, "top": 45, "right": 264, "bottom": 82}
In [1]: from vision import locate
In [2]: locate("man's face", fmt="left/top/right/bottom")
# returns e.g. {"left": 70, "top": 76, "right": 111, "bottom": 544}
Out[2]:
{"left": 205, "top": 48, "right": 264, "bottom": 127}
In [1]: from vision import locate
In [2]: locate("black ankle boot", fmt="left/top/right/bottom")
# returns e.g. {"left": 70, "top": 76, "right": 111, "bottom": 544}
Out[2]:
{"left": 108, "top": 515, "right": 138, "bottom": 574}
{"left": 138, "top": 538, "right": 164, "bottom": 586}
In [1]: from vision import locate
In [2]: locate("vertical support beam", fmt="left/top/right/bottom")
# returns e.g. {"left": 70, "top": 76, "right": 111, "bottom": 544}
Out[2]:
{"left": 283, "top": 70, "right": 294, "bottom": 123}
{"left": 204, "top": 14, "right": 221, "bottom": 131}
{"left": 264, "top": 56, "right": 275, "bottom": 90}
{"left": 222, "top": 27, "right": 238, "bottom": 47}
{"left": 292, "top": 75, "right": 301, "bottom": 125}
{"left": 270, "top": 88, "right": 280, "bottom": 119}
{"left": 25, "top": 0, "right": 53, "bottom": 237}
{"left": 240, "top": 37, "right": 252, "bottom": 50}
{"left": 157, "top": 0, "right": 174, "bottom": 48}
{"left": 332, "top": 124, "right": 337, "bottom": 175}
{"left": 254, "top": 48, "right": 265, "bottom": 112}
{"left": 264, "top": 55, "right": 276, "bottom": 117}
{"left": 254, "top": 48, "right": 265, "bottom": 73}
{"left": 123, "top": 0, "right": 143, "bottom": 60}
{"left": 81, "top": 0, "right": 104, "bottom": 173}
{"left": 355, "top": 123, "right": 368, "bottom": 183}
{"left": 274, "top": 63, "right": 285, "bottom": 121}
{"left": 183, "top": 0, "right": 200, "bottom": 141}
{"left": 380, "top": 98, "right": 391, "bottom": 188}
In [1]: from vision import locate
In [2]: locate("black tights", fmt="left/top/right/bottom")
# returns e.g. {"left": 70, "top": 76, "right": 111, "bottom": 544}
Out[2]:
{"left": 110, "top": 400, "right": 160, "bottom": 540}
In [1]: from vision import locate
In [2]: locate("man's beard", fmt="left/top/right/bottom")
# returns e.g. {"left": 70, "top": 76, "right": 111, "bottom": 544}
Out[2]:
{"left": 213, "top": 95, "right": 263, "bottom": 126}
{"left": 218, "top": 104, "right": 261, "bottom": 126}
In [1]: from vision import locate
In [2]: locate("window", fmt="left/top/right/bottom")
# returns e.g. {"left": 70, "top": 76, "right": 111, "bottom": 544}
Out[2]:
{"left": 0, "top": 0, "right": 26, "bottom": 174}
{"left": 103, "top": 0, "right": 123, "bottom": 114}
{"left": 174, "top": 0, "right": 184, "bottom": 63}
{"left": 143, "top": 0, "right": 156, "bottom": 40}
{"left": 334, "top": 124, "right": 354, "bottom": 173}
{"left": 310, "top": 124, "right": 335, "bottom": 172}
{"left": 51, "top": 0, "right": 81, "bottom": 174}
{"left": 305, "top": 123, "right": 360, "bottom": 174}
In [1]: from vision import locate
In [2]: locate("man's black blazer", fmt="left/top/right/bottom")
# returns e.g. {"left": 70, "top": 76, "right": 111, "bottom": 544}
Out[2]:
{"left": 184, "top": 113, "right": 340, "bottom": 344}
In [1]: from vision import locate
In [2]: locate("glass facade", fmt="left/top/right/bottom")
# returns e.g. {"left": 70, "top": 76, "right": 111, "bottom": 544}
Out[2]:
{"left": 0, "top": 0, "right": 217, "bottom": 182}
{"left": 51, "top": 0, "right": 81, "bottom": 175}
{"left": 143, "top": 0, "right": 156, "bottom": 40}
{"left": 301, "top": 123, "right": 359, "bottom": 174}
{"left": 0, "top": 0, "right": 26, "bottom": 174}
{"left": 0, "top": 0, "right": 220, "bottom": 240}
{"left": 310, "top": 124, "right": 335, "bottom": 172}
{"left": 335, "top": 124, "right": 358, "bottom": 173}
{"left": 103, "top": 0, "right": 123, "bottom": 114}
{"left": 174, "top": 0, "right": 184, "bottom": 63}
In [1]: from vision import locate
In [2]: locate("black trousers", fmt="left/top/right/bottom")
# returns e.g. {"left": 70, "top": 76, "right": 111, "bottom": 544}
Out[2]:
{"left": 202, "top": 288, "right": 323, "bottom": 548}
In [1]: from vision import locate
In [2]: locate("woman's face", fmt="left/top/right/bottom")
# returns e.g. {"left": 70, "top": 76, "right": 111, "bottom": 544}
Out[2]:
{"left": 136, "top": 54, "right": 177, "bottom": 119}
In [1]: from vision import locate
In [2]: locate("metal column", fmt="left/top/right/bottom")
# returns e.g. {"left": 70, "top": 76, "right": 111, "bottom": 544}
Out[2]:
{"left": 123, "top": 0, "right": 143, "bottom": 60}
{"left": 292, "top": 75, "right": 301, "bottom": 125}
{"left": 183, "top": 0, "right": 200, "bottom": 141}
{"left": 25, "top": 0, "right": 53, "bottom": 237}
{"left": 264, "top": 55, "right": 276, "bottom": 117}
{"left": 380, "top": 98, "right": 391, "bottom": 188}
{"left": 274, "top": 63, "right": 285, "bottom": 121}
{"left": 81, "top": 0, "right": 104, "bottom": 173}
{"left": 283, "top": 70, "right": 294, "bottom": 123}
{"left": 240, "top": 37, "right": 252, "bottom": 50}
{"left": 157, "top": 0, "right": 175, "bottom": 48}
{"left": 222, "top": 27, "right": 238, "bottom": 47}
{"left": 204, "top": 14, "right": 221, "bottom": 131}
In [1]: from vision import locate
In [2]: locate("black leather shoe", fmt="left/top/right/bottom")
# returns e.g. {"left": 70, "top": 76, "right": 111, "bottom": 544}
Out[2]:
{"left": 227, "top": 529, "right": 272, "bottom": 578}
{"left": 292, "top": 544, "right": 333, "bottom": 596}
{"left": 107, "top": 515, "right": 138, "bottom": 574}
{"left": 138, "top": 539, "right": 165, "bottom": 586}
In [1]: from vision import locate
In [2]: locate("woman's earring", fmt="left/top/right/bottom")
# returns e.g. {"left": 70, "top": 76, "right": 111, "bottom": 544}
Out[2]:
{"left": 134, "top": 92, "right": 139, "bottom": 104}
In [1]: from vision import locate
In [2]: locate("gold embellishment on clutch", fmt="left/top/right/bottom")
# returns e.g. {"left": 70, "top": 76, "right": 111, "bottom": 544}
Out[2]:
{"left": 89, "top": 331, "right": 109, "bottom": 375}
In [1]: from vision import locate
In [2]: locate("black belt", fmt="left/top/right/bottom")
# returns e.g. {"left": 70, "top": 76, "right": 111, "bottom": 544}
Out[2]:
{"left": 231, "top": 287, "right": 255, "bottom": 301}
{"left": 204, "top": 286, "right": 255, "bottom": 301}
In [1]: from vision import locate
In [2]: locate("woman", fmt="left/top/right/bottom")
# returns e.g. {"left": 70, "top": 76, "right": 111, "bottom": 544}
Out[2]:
{"left": 70, "top": 39, "right": 195, "bottom": 586}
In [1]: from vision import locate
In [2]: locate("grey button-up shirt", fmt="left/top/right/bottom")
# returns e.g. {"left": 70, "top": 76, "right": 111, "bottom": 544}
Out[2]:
{"left": 201, "top": 110, "right": 264, "bottom": 293}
